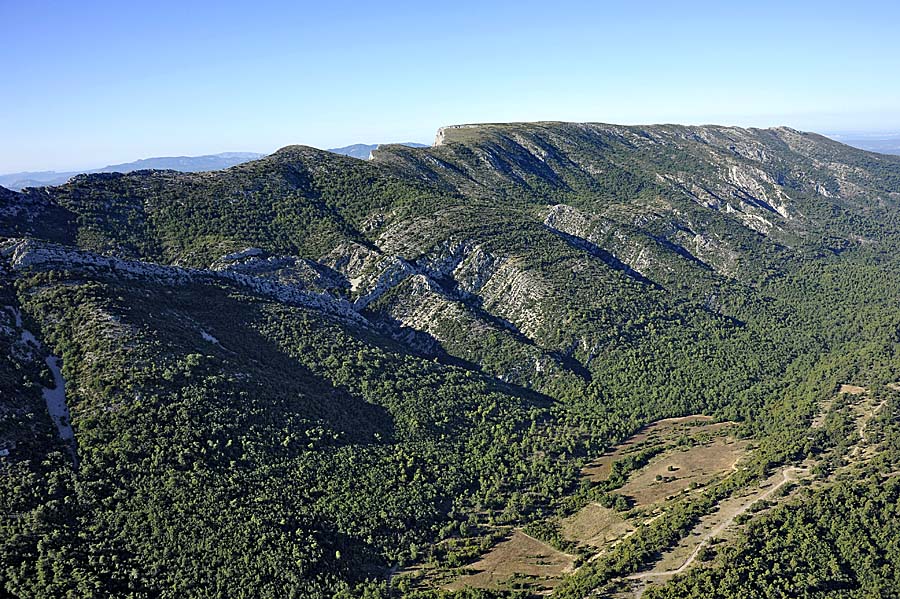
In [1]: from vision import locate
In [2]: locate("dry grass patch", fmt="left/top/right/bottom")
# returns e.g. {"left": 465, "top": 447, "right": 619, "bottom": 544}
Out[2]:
{"left": 561, "top": 503, "right": 633, "bottom": 549}
{"left": 629, "top": 466, "right": 808, "bottom": 581}
{"left": 581, "top": 415, "right": 727, "bottom": 483}
{"left": 650, "top": 476, "right": 771, "bottom": 572}
{"left": 839, "top": 384, "right": 867, "bottom": 395}
{"left": 618, "top": 437, "right": 748, "bottom": 507}
{"left": 446, "top": 530, "right": 574, "bottom": 592}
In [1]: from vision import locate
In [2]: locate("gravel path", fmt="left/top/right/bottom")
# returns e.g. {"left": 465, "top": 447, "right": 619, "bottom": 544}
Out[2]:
{"left": 628, "top": 466, "right": 805, "bottom": 581}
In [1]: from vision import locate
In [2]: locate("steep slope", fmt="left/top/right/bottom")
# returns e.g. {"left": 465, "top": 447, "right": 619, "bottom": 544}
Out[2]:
{"left": 8, "top": 123, "right": 897, "bottom": 393}
{"left": 2, "top": 122, "right": 900, "bottom": 597}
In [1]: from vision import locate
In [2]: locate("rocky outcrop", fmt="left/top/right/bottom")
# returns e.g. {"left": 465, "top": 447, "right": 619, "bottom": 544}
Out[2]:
{"left": 724, "top": 164, "right": 793, "bottom": 219}
{"left": 544, "top": 204, "right": 716, "bottom": 279}
{"left": 218, "top": 247, "right": 265, "bottom": 263}
{"left": 351, "top": 256, "right": 417, "bottom": 309}
{"left": 433, "top": 124, "right": 481, "bottom": 146}
{"left": 1, "top": 239, "right": 367, "bottom": 326}
{"left": 214, "top": 250, "right": 348, "bottom": 294}
{"left": 5, "top": 120, "right": 896, "bottom": 399}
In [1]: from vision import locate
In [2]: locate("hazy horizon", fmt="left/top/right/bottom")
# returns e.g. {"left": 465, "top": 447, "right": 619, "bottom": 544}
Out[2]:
{"left": 3, "top": 125, "right": 900, "bottom": 177}
{"left": 3, "top": 0, "right": 899, "bottom": 172}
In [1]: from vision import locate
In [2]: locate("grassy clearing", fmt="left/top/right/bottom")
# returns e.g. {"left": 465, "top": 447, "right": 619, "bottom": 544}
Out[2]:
{"left": 581, "top": 415, "right": 725, "bottom": 483}
{"left": 838, "top": 383, "right": 867, "bottom": 395}
{"left": 404, "top": 416, "right": 747, "bottom": 595}
{"left": 618, "top": 437, "right": 748, "bottom": 507}
{"left": 647, "top": 467, "right": 794, "bottom": 574}
{"left": 625, "top": 385, "right": 893, "bottom": 594}
{"left": 561, "top": 503, "right": 633, "bottom": 549}
{"left": 446, "top": 530, "right": 575, "bottom": 592}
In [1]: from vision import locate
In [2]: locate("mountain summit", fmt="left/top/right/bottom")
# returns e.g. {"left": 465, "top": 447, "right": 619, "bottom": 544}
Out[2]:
{"left": 328, "top": 141, "right": 428, "bottom": 159}
{"left": 2, "top": 122, "right": 900, "bottom": 597}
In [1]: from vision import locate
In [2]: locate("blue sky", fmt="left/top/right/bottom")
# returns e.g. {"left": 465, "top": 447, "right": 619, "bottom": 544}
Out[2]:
{"left": 2, "top": 0, "right": 899, "bottom": 172}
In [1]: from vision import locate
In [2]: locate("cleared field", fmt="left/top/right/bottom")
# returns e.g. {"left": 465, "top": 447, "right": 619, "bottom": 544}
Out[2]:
{"left": 652, "top": 468, "right": 787, "bottom": 573}
{"left": 629, "top": 465, "right": 808, "bottom": 586}
{"left": 839, "top": 384, "right": 867, "bottom": 395}
{"left": 416, "top": 416, "right": 743, "bottom": 595}
{"left": 618, "top": 437, "right": 748, "bottom": 507}
{"left": 446, "top": 530, "right": 574, "bottom": 592}
{"left": 581, "top": 415, "right": 728, "bottom": 483}
{"left": 561, "top": 503, "right": 633, "bottom": 549}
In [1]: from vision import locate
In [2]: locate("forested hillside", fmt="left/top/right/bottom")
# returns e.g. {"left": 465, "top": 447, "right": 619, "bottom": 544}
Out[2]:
{"left": 2, "top": 122, "right": 900, "bottom": 598}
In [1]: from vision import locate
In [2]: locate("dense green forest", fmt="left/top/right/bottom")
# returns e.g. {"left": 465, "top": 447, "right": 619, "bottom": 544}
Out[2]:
{"left": 1, "top": 122, "right": 900, "bottom": 597}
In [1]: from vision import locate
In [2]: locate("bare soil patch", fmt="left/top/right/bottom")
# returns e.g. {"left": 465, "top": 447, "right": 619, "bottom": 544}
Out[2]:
{"left": 651, "top": 469, "right": 787, "bottom": 574}
{"left": 581, "top": 415, "right": 729, "bottom": 483}
{"left": 618, "top": 438, "right": 748, "bottom": 507}
{"left": 417, "top": 416, "right": 742, "bottom": 595}
{"left": 446, "top": 530, "right": 574, "bottom": 592}
{"left": 561, "top": 503, "right": 633, "bottom": 549}
{"left": 629, "top": 465, "right": 808, "bottom": 583}
{"left": 839, "top": 384, "right": 867, "bottom": 395}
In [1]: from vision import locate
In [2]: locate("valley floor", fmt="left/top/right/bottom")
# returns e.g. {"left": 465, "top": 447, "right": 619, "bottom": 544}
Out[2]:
{"left": 399, "top": 385, "right": 894, "bottom": 598}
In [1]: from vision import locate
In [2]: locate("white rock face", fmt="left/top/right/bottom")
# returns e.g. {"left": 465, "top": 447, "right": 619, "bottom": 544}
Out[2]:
{"left": 725, "top": 164, "right": 792, "bottom": 219}
{"left": 475, "top": 259, "right": 548, "bottom": 339}
{"left": 321, "top": 241, "right": 379, "bottom": 280}
{"left": 680, "top": 231, "right": 740, "bottom": 276}
{"left": 544, "top": 204, "right": 659, "bottom": 277}
{"left": 433, "top": 124, "right": 480, "bottom": 147}
{"left": 450, "top": 245, "right": 504, "bottom": 296}
{"left": 214, "top": 253, "right": 347, "bottom": 294}
{"left": 5, "top": 305, "right": 39, "bottom": 362}
{"left": 220, "top": 247, "right": 264, "bottom": 262}
{"left": 3, "top": 304, "right": 76, "bottom": 444}
{"left": 200, "top": 330, "right": 220, "bottom": 345}
{"left": 1, "top": 239, "right": 367, "bottom": 326}
{"left": 352, "top": 257, "right": 417, "bottom": 309}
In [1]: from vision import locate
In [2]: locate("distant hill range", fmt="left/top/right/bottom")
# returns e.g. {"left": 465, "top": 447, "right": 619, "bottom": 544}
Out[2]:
{"left": 4, "top": 121, "right": 900, "bottom": 597}
{"left": 327, "top": 142, "right": 428, "bottom": 159}
{"left": 0, "top": 152, "right": 265, "bottom": 191}
{"left": 827, "top": 133, "right": 900, "bottom": 155}
{"left": 3, "top": 145, "right": 432, "bottom": 190}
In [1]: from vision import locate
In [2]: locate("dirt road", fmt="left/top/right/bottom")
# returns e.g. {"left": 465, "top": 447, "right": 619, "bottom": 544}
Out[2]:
{"left": 628, "top": 465, "right": 805, "bottom": 581}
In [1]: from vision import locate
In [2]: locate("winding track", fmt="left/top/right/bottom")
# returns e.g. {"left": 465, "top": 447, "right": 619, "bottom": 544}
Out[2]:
{"left": 628, "top": 466, "right": 806, "bottom": 581}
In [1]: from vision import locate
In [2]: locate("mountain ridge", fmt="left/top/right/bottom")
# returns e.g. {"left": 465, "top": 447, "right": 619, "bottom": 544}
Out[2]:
{"left": 0, "top": 151, "right": 265, "bottom": 190}
{"left": 2, "top": 120, "right": 900, "bottom": 598}
{"left": 328, "top": 141, "right": 429, "bottom": 159}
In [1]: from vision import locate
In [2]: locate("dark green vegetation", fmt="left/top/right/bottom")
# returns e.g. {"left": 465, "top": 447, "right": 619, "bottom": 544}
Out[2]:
{"left": 0, "top": 152, "right": 265, "bottom": 192}
{"left": 1, "top": 122, "right": 900, "bottom": 597}
{"left": 642, "top": 388, "right": 900, "bottom": 599}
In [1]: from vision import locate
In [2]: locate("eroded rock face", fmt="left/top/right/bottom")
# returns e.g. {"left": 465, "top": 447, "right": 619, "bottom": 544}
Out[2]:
{"left": 433, "top": 124, "right": 481, "bottom": 146}
{"left": 218, "top": 247, "right": 264, "bottom": 263}
{"left": 544, "top": 204, "right": 727, "bottom": 279}
{"left": 1, "top": 239, "right": 367, "bottom": 326}
{"left": 5, "top": 121, "right": 897, "bottom": 397}
{"left": 724, "top": 164, "right": 793, "bottom": 219}
{"left": 213, "top": 251, "right": 348, "bottom": 295}
{"left": 321, "top": 241, "right": 379, "bottom": 279}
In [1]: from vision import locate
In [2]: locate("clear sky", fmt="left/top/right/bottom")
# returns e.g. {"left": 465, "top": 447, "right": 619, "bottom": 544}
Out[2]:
{"left": 2, "top": 0, "right": 899, "bottom": 172}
